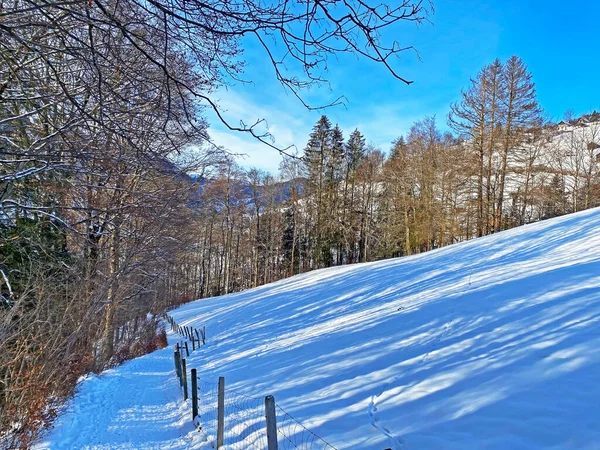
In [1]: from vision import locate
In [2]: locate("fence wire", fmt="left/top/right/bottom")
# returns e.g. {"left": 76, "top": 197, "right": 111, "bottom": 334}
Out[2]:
{"left": 195, "top": 378, "right": 219, "bottom": 442}
{"left": 276, "top": 404, "right": 337, "bottom": 450}
{"left": 222, "top": 387, "right": 268, "bottom": 449}
{"left": 169, "top": 315, "right": 336, "bottom": 450}
{"left": 194, "top": 378, "right": 337, "bottom": 450}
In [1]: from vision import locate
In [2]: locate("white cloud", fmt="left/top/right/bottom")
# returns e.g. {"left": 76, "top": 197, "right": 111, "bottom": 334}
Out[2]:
{"left": 204, "top": 82, "right": 453, "bottom": 172}
{"left": 205, "top": 88, "right": 316, "bottom": 172}
{"left": 208, "top": 129, "right": 285, "bottom": 173}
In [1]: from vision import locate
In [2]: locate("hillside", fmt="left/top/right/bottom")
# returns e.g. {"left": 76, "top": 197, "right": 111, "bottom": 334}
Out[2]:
{"left": 36, "top": 207, "right": 600, "bottom": 449}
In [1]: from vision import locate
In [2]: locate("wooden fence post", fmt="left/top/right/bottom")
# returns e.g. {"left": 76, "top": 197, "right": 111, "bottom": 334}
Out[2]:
{"left": 184, "top": 341, "right": 189, "bottom": 357}
{"left": 265, "top": 395, "right": 278, "bottom": 450}
{"left": 191, "top": 368, "right": 198, "bottom": 421}
{"left": 191, "top": 336, "right": 196, "bottom": 351}
{"left": 195, "top": 329, "right": 201, "bottom": 345}
{"left": 174, "top": 350, "right": 182, "bottom": 385}
{"left": 182, "top": 358, "right": 188, "bottom": 400}
{"left": 217, "top": 376, "right": 225, "bottom": 448}
{"left": 202, "top": 326, "right": 206, "bottom": 345}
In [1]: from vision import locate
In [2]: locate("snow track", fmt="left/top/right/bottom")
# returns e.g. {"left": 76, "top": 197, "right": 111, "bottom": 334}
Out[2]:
{"left": 34, "top": 343, "right": 205, "bottom": 450}
{"left": 369, "top": 384, "right": 405, "bottom": 450}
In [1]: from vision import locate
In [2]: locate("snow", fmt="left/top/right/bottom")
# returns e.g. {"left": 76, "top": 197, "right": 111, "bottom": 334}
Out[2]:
{"left": 33, "top": 348, "right": 207, "bottom": 450}
{"left": 36, "top": 207, "right": 600, "bottom": 449}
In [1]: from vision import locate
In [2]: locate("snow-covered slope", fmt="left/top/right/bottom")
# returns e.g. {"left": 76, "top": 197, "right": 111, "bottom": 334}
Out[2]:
{"left": 171, "top": 207, "right": 600, "bottom": 449}
{"left": 38, "top": 207, "right": 600, "bottom": 449}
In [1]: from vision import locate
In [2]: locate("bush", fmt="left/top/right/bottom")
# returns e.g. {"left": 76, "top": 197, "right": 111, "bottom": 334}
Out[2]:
{"left": 156, "top": 329, "right": 168, "bottom": 349}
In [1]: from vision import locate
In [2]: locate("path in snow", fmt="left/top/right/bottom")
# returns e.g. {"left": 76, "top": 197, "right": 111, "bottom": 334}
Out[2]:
{"left": 33, "top": 338, "right": 206, "bottom": 450}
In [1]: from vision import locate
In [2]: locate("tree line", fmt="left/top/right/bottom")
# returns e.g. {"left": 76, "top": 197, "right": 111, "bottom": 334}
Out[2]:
{"left": 0, "top": 0, "right": 217, "bottom": 441}
{"left": 183, "top": 56, "right": 600, "bottom": 300}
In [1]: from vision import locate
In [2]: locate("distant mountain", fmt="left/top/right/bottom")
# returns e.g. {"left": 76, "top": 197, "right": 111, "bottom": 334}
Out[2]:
{"left": 187, "top": 174, "right": 307, "bottom": 210}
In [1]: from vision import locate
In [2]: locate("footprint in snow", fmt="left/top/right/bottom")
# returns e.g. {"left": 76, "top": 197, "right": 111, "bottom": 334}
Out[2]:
{"left": 369, "top": 393, "right": 406, "bottom": 450}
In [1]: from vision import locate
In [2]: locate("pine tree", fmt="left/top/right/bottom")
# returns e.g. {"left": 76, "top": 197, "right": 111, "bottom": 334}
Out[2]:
{"left": 385, "top": 135, "right": 412, "bottom": 255}
{"left": 282, "top": 208, "right": 299, "bottom": 274}
{"left": 326, "top": 125, "right": 345, "bottom": 265}
{"left": 303, "top": 115, "right": 333, "bottom": 268}
{"left": 542, "top": 174, "right": 568, "bottom": 219}
{"left": 346, "top": 129, "right": 367, "bottom": 172}
{"left": 342, "top": 129, "right": 366, "bottom": 263}
{"left": 390, "top": 136, "right": 408, "bottom": 160}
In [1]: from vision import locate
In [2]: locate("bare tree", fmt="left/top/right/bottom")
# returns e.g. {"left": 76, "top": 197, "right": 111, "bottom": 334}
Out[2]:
{"left": 448, "top": 67, "right": 490, "bottom": 237}
{"left": 494, "top": 56, "right": 542, "bottom": 231}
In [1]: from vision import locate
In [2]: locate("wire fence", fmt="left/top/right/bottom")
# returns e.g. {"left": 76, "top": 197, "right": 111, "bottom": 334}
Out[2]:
{"left": 194, "top": 378, "right": 219, "bottom": 442}
{"left": 275, "top": 404, "right": 337, "bottom": 450}
{"left": 194, "top": 379, "right": 336, "bottom": 450}
{"left": 222, "top": 386, "right": 268, "bottom": 449}
{"left": 166, "top": 314, "right": 337, "bottom": 450}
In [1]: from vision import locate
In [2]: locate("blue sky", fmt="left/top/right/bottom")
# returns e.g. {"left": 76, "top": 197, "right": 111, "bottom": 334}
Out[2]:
{"left": 205, "top": 0, "right": 600, "bottom": 174}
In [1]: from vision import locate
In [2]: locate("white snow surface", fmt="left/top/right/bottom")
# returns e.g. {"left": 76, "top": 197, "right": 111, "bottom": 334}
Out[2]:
{"left": 32, "top": 349, "right": 206, "bottom": 450}
{"left": 36, "top": 207, "right": 600, "bottom": 449}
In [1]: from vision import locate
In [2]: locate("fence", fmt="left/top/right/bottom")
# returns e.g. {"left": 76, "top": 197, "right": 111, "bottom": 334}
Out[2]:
{"left": 166, "top": 315, "right": 337, "bottom": 450}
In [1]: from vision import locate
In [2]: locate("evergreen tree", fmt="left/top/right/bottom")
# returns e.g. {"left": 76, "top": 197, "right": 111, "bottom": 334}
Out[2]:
{"left": 346, "top": 129, "right": 367, "bottom": 172}
{"left": 328, "top": 125, "right": 346, "bottom": 184}
{"left": 384, "top": 135, "right": 413, "bottom": 256}
{"left": 325, "top": 125, "right": 345, "bottom": 265}
{"left": 303, "top": 115, "right": 333, "bottom": 268}
{"left": 390, "top": 136, "right": 408, "bottom": 160}
{"left": 542, "top": 174, "right": 568, "bottom": 219}
{"left": 282, "top": 208, "right": 299, "bottom": 274}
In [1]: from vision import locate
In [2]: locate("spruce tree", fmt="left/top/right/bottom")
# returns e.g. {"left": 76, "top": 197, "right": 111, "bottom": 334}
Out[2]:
{"left": 303, "top": 115, "right": 333, "bottom": 268}
{"left": 326, "top": 125, "right": 345, "bottom": 265}
{"left": 341, "top": 129, "right": 366, "bottom": 263}
{"left": 390, "top": 136, "right": 408, "bottom": 160}
{"left": 346, "top": 129, "right": 367, "bottom": 172}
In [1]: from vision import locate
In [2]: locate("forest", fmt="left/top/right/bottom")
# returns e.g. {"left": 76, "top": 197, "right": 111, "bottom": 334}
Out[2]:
{"left": 1, "top": 0, "right": 600, "bottom": 447}
{"left": 189, "top": 55, "right": 600, "bottom": 299}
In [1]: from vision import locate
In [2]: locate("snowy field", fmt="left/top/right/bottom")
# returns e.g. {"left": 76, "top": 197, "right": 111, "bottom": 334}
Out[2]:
{"left": 37, "top": 207, "right": 600, "bottom": 449}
